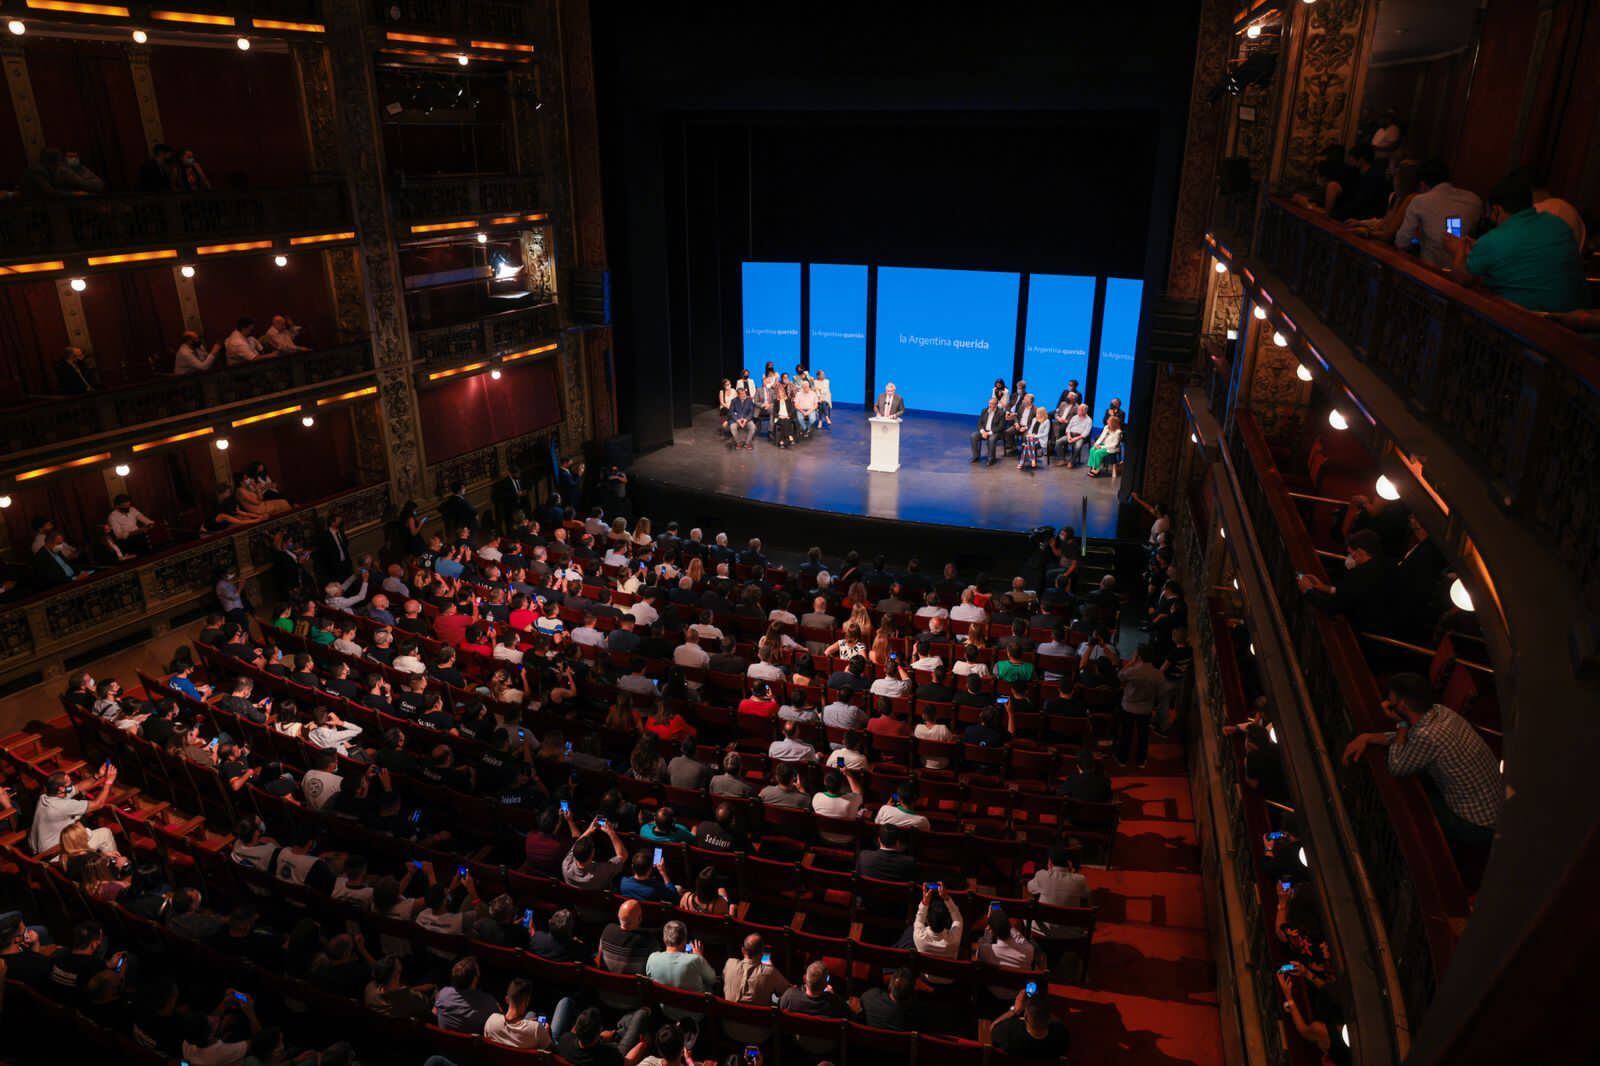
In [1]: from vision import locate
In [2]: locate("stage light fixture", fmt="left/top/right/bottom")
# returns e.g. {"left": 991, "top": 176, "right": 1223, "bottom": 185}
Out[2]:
{"left": 1190, "top": 433, "right": 1199, "bottom": 444}
{"left": 490, "top": 368, "right": 502, "bottom": 380}
{"left": 1295, "top": 363, "right": 1313, "bottom": 382}
{"left": 1272, "top": 330, "right": 1287, "bottom": 347}
{"left": 1246, "top": 23, "right": 1261, "bottom": 38}
{"left": 475, "top": 232, "right": 488, "bottom": 244}
{"left": 7, "top": 19, "right": 25, "bottom": 34}
{"left": 236, "top": 35, "right": 250, "bottom": 50}
{"left": 1374, "top": 475, "right": 1399, "bottom": 501}
{"left": 1327, "top": 409, "right": 1349, "bottom": 431}
{"left": 69, "top": 276, "right": 87, "bottom": 292}
{"left": 1297, "top": 847, "right": 1309, "bottom": 867}
{"left": 1213, "top": 260, "right": 1228, "bottom": 274}
{"left": 301, "top": 415, "right": 315, "bottom": 427}
{"left": 1340, "top": 1025, "right": 1350, "bottom": 1048}
{"left": 180, "top": 264, "right": 196, "bottom": 278}
{"left": 0, "top": 495, "right": 10, "bottom": 509}
{"left": 457, "top": 53, "right": 469, "bottom": 65}
{"left": 1231, "top": 577, "right": 1239, "bottom": 590}
{"left": 1267, "top": 724, "right": 1278, "bottom": 744}
{"left": 273, "top": 254, "right": 288, "bottom": 267}
{"left": 1253, "top": 305, "right": 1267, "bottom": 320}
{"left": 132, "top": 28, "right": 148, "bottom": 43}
{"left": 1226, "top": 328, "right": 1238, "bottom": 340}
{"left": 113, "top": 463, "right": 130, "bottom": 477}
{"left": 1449, "top": 578, "right": 1474, "bottom": 612}
{"left": 1219, "top": 526, "right": 1227, "bottom": 540}
{"left": 215, "top": 437, "right": 230, "bottom": 451}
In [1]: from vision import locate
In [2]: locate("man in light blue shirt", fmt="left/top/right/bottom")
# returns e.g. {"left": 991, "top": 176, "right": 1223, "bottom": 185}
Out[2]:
{"left": 1394, "top": 158, "right": 1483, "bottom": 268}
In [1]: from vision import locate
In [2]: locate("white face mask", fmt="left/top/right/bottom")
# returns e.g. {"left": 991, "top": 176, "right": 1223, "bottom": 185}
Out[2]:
{"left": 1344, "top": 554, "right": 1358, "bottom": 570}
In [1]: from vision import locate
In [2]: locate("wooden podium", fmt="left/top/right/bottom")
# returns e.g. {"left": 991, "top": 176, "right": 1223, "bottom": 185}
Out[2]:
{"left": 868, "top": 416, "right": 902, "bottom": 473}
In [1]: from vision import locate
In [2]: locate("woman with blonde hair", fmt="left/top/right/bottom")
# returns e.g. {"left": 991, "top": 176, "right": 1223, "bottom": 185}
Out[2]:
{"left": 824, "top": 621, "right": 868, "bottom": 662}
{"left": 1087, "top": 415, "right": 1124, "bottom": 478}
{"left": 632, "top": 516, "right": 653, "bottom": 548}
{"left": 684, "top": 556, "right": 705, "bottom": 586}
{"left": 81, "top": 854, "right": 130, "bottom": 901}
{"left": 487, "top": 668, "right": 525, "bottom": 708}
{"left": 847, "top": 602, "right": 875, "bottom": 647}
{"left": 57, "top": 821, "right": 95, "bottom": 877}
{"left": 234, "top": 472, "right": 291, "bottom": 517}
{"left": 1018, "top": 405, "right": 1050, "bottom": 472}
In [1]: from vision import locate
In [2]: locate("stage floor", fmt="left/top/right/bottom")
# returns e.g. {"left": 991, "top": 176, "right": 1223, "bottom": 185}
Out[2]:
{"left": 632, "top": 405, "right": 1122, "bottom": 537}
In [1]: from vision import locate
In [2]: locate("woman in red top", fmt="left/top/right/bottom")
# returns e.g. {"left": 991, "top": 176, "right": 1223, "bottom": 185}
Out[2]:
{"left": 737, "top": 679, "right": 779, "bottom": 720}
{"left": 640, "top": 701, "right": 696, "bottom": 746}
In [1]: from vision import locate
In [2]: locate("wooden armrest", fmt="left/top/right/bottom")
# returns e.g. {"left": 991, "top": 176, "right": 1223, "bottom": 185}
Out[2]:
{"left": 848, "top": 921, "right": 865, "bottom": 940}
{"left": 790, "top": 912, "right": 810, "bottom": 932}
{"left": 978, "top": 1020, "right": 994, "bottom": 1045}
{"left": 156, "top": 815, "right": 206, "bottom": 837}
{"left": 0, "top": 732, "right": 39, "bottom": 752}
{"left": 0, "top": 830, "right": 27, "bottom": 848}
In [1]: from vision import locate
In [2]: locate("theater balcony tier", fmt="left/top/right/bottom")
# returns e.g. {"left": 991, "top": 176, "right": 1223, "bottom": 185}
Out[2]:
{"left": 0, "top": 181, "right": 354, "bottom": 267}
{"left": 391, "top": 174, "right": 545, "bottom": 224}
{"left": 0, "top": 342, "right": 375, "bottom": 471}
{"left": 411, "top": 302, "right": 562, "bottom": 372}
{"left": 369, "top": 0, "right": 537, "bottom": 39}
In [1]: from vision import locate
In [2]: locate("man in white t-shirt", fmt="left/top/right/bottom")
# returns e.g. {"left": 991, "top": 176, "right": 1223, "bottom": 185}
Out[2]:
{"left": 812, "top": 767, "right": 864, "bottom": 844}
{"left": 1027, "top": 844, "right": 1092, "bottom": 939}
{"left": 570, "top": 613, "right": 606, "bottom": 648}
{"left": 483, "top": 978, "right": 553, "bottom": 1049}
{"left": 950, "top": 587, "right": 988, "bottom": 624}
{"left": 874, "top": 779, "right": 931, "bottom": 832}
{"left": 229, "top": 818, "right": 279, "bottom": 872}
{"left": 673, "top": 629, "right": 710, "bottom": 669}
{"left": 332, "top": 854, "right": 376, "bottom": 908}
{"left": 301, "top": 750, "right": 344, "bottom": 811}
{"left": 28, "top": 768, "right": 119, "bottom": 854}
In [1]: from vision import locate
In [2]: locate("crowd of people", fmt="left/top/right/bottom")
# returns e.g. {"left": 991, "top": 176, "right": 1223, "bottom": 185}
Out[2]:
{"left": 45, "top": 313, "right": 313, "bottom": 398}
{"left": 717, "top": 364, "right": 833, "bottom": 449}
{"left": 10, "top": 142, "right": 212, "bottom": 199}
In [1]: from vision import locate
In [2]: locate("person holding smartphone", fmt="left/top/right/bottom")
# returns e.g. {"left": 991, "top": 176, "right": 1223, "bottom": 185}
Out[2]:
{"left": 1394, "top": 158, "right": 1484, "bottom": 267}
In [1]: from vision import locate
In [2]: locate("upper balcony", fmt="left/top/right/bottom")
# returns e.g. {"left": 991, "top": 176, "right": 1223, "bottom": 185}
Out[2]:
{"left": 391, "top": 174, "right": 544, "bottom": 225}
{"left": 369, "top": 0, "right": 536, "bottom": 41}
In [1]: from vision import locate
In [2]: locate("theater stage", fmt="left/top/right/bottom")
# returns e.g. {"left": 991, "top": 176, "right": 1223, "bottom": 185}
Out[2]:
{"left": 629, "top": 406, "right": 1122, "bottom": 552}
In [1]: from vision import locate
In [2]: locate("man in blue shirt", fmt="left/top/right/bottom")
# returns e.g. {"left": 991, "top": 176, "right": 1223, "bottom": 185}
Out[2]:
{"left": 728, "top": 385, "right": 757, "bottom": 450}
{"left": 618, "top": 849, "right": 679, "bottom": 902}
{"left": 1452, "top": 171, "right": 1587, "bottom": 312}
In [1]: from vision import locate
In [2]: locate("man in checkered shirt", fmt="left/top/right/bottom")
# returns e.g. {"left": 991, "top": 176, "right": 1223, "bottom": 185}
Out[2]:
{"left": 1342, "top": 672, "right": 1501, "bottom": 845}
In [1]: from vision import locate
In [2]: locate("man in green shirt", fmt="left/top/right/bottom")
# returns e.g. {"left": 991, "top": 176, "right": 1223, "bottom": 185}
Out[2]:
{"left": 1451, "top": 171, "right": 1587, "bottom": 312}
{"left": 995, "top": 643, "right": 1035, "bottom": 684}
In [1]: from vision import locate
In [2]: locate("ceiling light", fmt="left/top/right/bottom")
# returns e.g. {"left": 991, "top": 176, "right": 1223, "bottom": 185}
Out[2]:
{"left": 1340, "top": 1025, "right": 1350, "bottom": 1048}
{"left": 1374, "top": 475, "right": 1399, "bottom": 501}
{"left": 1190, "top": 433, "right": 1199, "bottom": 444}
{"left": 69, "top": 277, "right": 87, "bottom": 292}
{"left": 1295, "top": 363, "right": 1313, "bottom": 382}
{"left": 1219, "top": 526, "right": 1227, "bottom": 540}
{"left": 490, "top": 368, "right": 502, "bottom": 380}
{"left": 1226, "top": 328, "right": 1238, "bottom": 340}
{"left": 1266, "top": 724, "right": 1278, "bottom": 744}
{"left": 1213, "top": 260, "right": 1228, "bottom": 274}
{"left": 1249, "top": 642, "right": 1256, "bottom": 656}
{"left": 132, "top": 28, "right": 148, "bottom": 43}
{"left": 179, "top": 264, "right": 196, "bottom": 278}
{"left": 113, "top": 463, "right": 130, "bottom": 477}
{"left": 7, "top": 20, "right": 25, "bottom": 35}
{"left": 1246, "top": 23, "right": 1262, "bottom": 38}
{"left": 1449, "top": 578, "right": 1474, "bottom": 612}
{"left": 301, "top": 415, "right": 315, "bottom": 427}
{"left": 1231, "top": 577, "right": 1239, "bottom": 590}
{"left": 1297, "top": 846, "right": 1309, "bottom": 867}
{"left": 0, "top": 495, "right": 10, "bottom": 509}
{"left": 1272, "top": 330, "right": 1288, "bottom": 347}
{"left": 1253, "top": 305, "right": 1267, "bottom": 320}
{"left": 236, "top": 35, "right": 250, "bottom": 50}
{"left": 475, "top": 232, "right": 488, "bottom": 244}
{"left": 1327, "top": 409, "right": 1349, "bottom": 431}
{"left": 273, "top": 254, "right": 288, "bottom": 267}
{"left": 215, "top": 437, "right": 229, "bottom": 451}
{"left": 457, "top": 53, "right": 469, "bottom": 65}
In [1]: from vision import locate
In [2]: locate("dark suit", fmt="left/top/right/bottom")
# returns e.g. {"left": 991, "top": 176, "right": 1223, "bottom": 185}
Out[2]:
{"left": 314, "top": 528, "right": 352, "bottom": 582}
{"left": 492, "top": 474, "right": 530, "bottom": 533}
{"left": 32, "top": 547, "right": 77, "bottom": 587}
{"left": 55, "top": 357, "right": 98, "bottom": 395}
{"left": 1305, "top": 557, "right": 1400, "bottom": 636}
{"left": 874, "top": 392, "right": 906, "bottom": 419}
{"left": 971, "top": 406, "right": 1004, "bottom": 463}
{"left": 439, "top": 492, "right": 478, "bottom": 535}
{"left": 857, "top": 847, "right": 919, "bottom": 884}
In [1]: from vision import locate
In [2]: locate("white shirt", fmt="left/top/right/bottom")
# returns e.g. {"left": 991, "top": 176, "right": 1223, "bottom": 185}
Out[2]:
{"left": 275, "top": 849, "right": 321, "bottom": 885}
{"left": 28, "top": 794, "right": 88, "bottom": 853}
{"left": 108, "top": 507, "right": 150, "bottom": 539}
{"left": 493, "top": 644, "right": 525, "bottom": 665}
{"left": 952, "top": 660, "right": 990, "bottom": 679}
{"left": 570, "top": 625, "right": 606, "bottom": 647}
{"left": 333, "top": 875, "right": 375, "bottom": 908}
{"left": 689, "top": 623, "right": 724, "bottom": 643}
{"left": 915, "top": 605, "right": 948, "bottom": 619}
{"left": 950, "top": 604, "right": 988, "bottom": 624}
{"left": 230, "top": 838, "right": 278, "bottom": 871}
{"left": 392, "top": 655, "right": 426, "bottom": 675}
{"left": 768, "top": 737, "right": 817, "bottom": 763}
{"left": 302, "top": 769, "right": 343, "bottom": 809}
{"left": 870, "top": 677, "right": 911, "bottom": 698}
{"left": 629, "top": 601, "right": 659, "bottom": 626}
{"left": 224, "top": 329, "right": 262, "bottom": 366}
{"left": 914, "top": 721, "right": 955, "bottom": 769}
{"left": 1066, "top": 413, "right": 1093, "bottom": 439}
{"left": 309, "top": 723, "right": 363, "bottom": 753}
{"left": 812, "top": 791, "right": 862, "bottom": 843}
{"left": 262, "top": 323, "right": 302, "bottom": 353}
{"left": 875, "top": 803, "right": 930, "bottom": 832}
{"left": 483, "top": 1013, "right": 551, "bottom": 1050}
{"left": 768, "top": 609, "right": 798, "bottom": 627}
{"left": 673, "top": 643, "right": 710, "bottom": 669}
{"left": 747, "top": 661, "right": 784, "bottom": 682}
{"left": 910, "top": 655, "right": 944, "bottom": 672}
{"left": 479, "top": 545, "right": 504, "bottom": 563}
{"left": 173, "top": 342, "right": 215, "bottom": 375}
{"left": 1395, "top": 182, "right": 1485, "bottom": 267}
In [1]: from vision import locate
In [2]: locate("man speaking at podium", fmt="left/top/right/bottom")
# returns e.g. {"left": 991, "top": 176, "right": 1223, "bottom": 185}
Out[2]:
{"left": 874, "top": 382, "right": 906, "bottom": 420}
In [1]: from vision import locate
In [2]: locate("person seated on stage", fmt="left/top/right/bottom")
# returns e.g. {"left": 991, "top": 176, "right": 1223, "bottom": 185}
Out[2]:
{"left": 971, "top": 397, "right": 1004, "bottom": 465}
{"left": 874, "top": 381, "right": 906, "bottom": 419}
{"left": 814, "top": 369, "right": 833, "bottom": 428}
{"left": 728, "top": 385, "right": 758, "bottom": 450}
{"left": 1102, "top": 397, "right": 1126, "bottom": 429}
{"left": 772, "top": 383, "right": 798, "bottom": 448}
{"left": 1056, "top": 404, "right": 1094, "bottom": 469}
{"left": 1018, "top": 406, "right": 1051, "bottom": 473}
{"left": 1004, "top": 391, "right": 1036, "bottom": 453}
{"left": 1087, "top": 414, "right": 1125, "bottom": 479}
{"left": 794, "top": 378, "right": 820, "bottom": 436}
{"left": 716, "top": 378, "right": 737, "bottom": 433}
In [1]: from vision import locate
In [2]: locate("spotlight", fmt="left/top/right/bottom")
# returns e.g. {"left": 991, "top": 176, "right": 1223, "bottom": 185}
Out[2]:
{"left": 1297, "top": 846, "right": 1309, "bottom": 867}
{"left": 490, "top": 368, "right": 502, "bottom": 380}
{"left": 215, "top": 437, "right": 230, "bottom": 451}
{"left": 69, "top": 277, "right": 87, "bottom": 292}
{"left": 1253, "top": 305, "right": 1267, "bottom": 320}
{"left": 1190, "top": 433, "right": 1199, "bottom": 444}
{"left": 492, "top": 256, "right": 523, "bottom": 280}
{"left": 236, "top": 36, "right": 251, "bottom": 51}
{"left": 132, "top": 28, "right": 148, "bottom": 44}
{"left": 475, "top": 232, "right": 488, "bottom": 244}
{"left": 113, "top": 463, "right": 130, "bottom": 477}
{"left": 1295, "top": 363, "right": 1313, "bottom": 382}
{"left": 1374, "top": 475, "right": 1399, "bottom": 501}
{"left": 1246, "top": 23, "right": 1262, "bottom": 39}
{"left": 1267, "top": 724, "right": 1278, "bottom": 744}
{"left": 1272, "top": 331, "right": 1288, "bottom": 347}
{"left": 0, "top": 495, "right": 10, "bottom": 509}
{"left": 1214, "top": 260, "right": 1228, "bottom": 274}
{"left": 1226, "top": 328, "right": 1238, "bottom": 340}
{"left": 1340, "top": 1025, "right": 1351, "bottom": 1048}
{"left": 457, "top": 53, "right": 469, "bottom": 66}
{"left": 1327, "top": 409, "right": 1349, "bottom": 431}
{"left": 1219, "top": 526, "right": 1227, "bottom": 540}
{"left": 7, "top": 19, "right": 25, "bottom": 35}
{"left": 180, "top": 264, "right": 196, "bottom": 279}
{"left": 1249, "top": 642, "right": 1256, "bottom": 656}
{"left": 1231, "top": 577, "right": 1239, "bottom": 590}
{"left": 301, "top": 415, "right": 315, "bottom": 428}
{"left": 273, "top": 254, "right": 288, "bottom": 268}
{"left": 1449, "top": 578, "right": 1475, "bottom": 612}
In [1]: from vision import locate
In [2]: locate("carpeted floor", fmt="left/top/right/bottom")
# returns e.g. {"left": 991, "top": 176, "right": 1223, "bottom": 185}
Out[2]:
{"left": 1053, "top": 739, "right": 1225, "bottom": 1066}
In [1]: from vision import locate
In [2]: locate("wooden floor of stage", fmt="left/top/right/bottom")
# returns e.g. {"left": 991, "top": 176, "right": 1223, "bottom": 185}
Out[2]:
{"left": 631, "top": 405, "right": 1123, "bottom": 538}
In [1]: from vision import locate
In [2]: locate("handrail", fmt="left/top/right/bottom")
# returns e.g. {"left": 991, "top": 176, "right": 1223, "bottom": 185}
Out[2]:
{"left": 1232, "top": 410, "right": 1470, "bottom": 1030}
{"left": 390, "top": 173, "right": 543, "bottom": 221}
{"left": 410, "top": 303, "right": 561, "bottom": 367}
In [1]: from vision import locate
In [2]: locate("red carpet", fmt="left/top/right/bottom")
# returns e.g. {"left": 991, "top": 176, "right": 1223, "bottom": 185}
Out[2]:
{"left": 1051, "top": 740, "right": 1224, "bottom": 1066}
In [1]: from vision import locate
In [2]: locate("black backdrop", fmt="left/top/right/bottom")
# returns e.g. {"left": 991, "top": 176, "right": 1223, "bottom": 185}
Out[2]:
{"left": 591, "top": 4, "right": 1204, "bottom": 452}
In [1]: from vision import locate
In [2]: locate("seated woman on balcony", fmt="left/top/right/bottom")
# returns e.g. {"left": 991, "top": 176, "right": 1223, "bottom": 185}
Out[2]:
{"left": 1345, "top": 158, "right": 1420, "bottom": 244}
{"left": 204, "top": 483, "right": 265, "bottom": 532}
{"left": 1085, "top": 414, "right": 1124, "bottom": 478}
{"left": 235, "top": 472, "right": 290, "bottom": 518}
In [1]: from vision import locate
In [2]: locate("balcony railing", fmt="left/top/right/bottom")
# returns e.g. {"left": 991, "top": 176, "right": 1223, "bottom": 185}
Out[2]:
{"left": 1251, "top": 196, "right": 1600, "bottom": 606}
{"left": 1230, "top": 409, "right": 1470, "bottom": 1030}
{"left": 410, "top": 303, "right": 561, "bottom": 368}
{"left": 0, "top": 482, "right": 391, "bottom": 686}
{"left": 0, "top": 181, "right": 351, "bottom": 263}
{"left": 391, "top": 174, "right": 542, "bottom": 222}
{"left": 0, "top": 342, "right": 374, "bottom": 463}
{"left": 370, "top": 0, "right": 534, "bottom": 38}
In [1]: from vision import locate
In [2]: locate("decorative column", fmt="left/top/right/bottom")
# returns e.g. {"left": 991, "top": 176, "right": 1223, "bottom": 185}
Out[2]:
{"left": 1, "top": 39, "right": 44, "bottom": 165}
{"left": 56, "top": 279, "right": 92, "bottom": 352}
{"left": 322, "top": 0, "right": 426, "bottom": 503}
{"left": 1269, "top": 0, "right": 1380, "bottom": 194}
{"left": 290, "top": 41, "right": 368, "bottom": 342}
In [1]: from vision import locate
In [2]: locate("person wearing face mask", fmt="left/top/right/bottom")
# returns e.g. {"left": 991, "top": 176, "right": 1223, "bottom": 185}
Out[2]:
{"left": 53, "top": 149, "right": 105, "bottom": 194}
{"left": 1444, "top": 169, "right": 1587, "bottom": 312}
{"left": 173, "top": 147, "right": 210, "bottom": 191}
{"left": 173, "top": 330, "right": 221, "bottom": 375}
{"left": 28, "top": 768, "right": 120, "bottom": 855}
{"left": 1295, "top": 529, "right": 1399, "bottom": 636}
{"left": 107, "top": 495, "right": 155, "bottom": 556}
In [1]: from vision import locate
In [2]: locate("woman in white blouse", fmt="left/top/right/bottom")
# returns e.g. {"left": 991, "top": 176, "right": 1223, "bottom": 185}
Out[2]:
{"left": 1087, "top": 414, "right": 1124, "bottom": 478}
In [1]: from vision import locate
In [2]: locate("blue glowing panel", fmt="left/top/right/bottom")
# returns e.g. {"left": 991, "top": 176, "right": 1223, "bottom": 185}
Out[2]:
{"left": 808, "top": 263, "right": 868, "bottom": 408}
{"left": 1022, "top": 274, "right": 1095, "bottom": 412}
{"left": 873, "top": 267, "right": 1020, "bottom": 416}
{"left": 1091, "top": 277, "right": 1142, "bottom": 425}
{"left": 741, "top": 261, "right": 801, "bottom": 371}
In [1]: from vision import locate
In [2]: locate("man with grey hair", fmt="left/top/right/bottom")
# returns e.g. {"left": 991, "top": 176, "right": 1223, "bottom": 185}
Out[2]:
{"left": 644, "top": 919, "right": 717, "bottom": 1007}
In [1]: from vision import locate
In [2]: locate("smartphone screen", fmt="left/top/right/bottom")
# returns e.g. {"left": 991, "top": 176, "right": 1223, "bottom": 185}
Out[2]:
{"left": 652, "top": 847, "right": 664, "bottom": 866}
{"left": 559, "top": 800, "right": 570, "bottom": 815}
{"left": 761, "top": 951, "right": 772, "bottom": 966}
{"left": 523, "top": 908, "right": 534, "bottom": 925}
{"left": 456, "top": 865, "right": 469, "bottom": 878}
{"left": 1445, "top": 216, "right": 1463, "bottom": 238}
{"left": 1279, "top": 963, "right": 1297, "bottom": 974}
{"left": 1025, "top": 981, "right": 1038, "bottom": 997}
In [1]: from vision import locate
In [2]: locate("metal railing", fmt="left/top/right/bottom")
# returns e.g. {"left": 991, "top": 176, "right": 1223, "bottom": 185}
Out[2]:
{"left": 0, "top": 181, "right": 352, "bottom": 263}
{"left": 410, "top": 303, "right": 560, "bottom": 367}
{"left": 391, "top": 174, "right": 542, "bottom": 221}
{"left": 369, "top": 0, "right": 534, "bottom": 38}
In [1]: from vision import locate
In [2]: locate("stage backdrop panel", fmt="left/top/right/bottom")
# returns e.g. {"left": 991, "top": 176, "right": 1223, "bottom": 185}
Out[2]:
{"left": 1090, "top": 277, "right": 1143, "bottom": 423}
{"left": 807, "top": 263, "right": 867, "bottom": 407}
{"left": 873, "top": 267, "right": 1019, "bottom": 416}
{"left": 1022, "top": 274, "right": 1095, "bottom": 411}
{"left": 740, "top": 261, "right": 800, "bottom": 371}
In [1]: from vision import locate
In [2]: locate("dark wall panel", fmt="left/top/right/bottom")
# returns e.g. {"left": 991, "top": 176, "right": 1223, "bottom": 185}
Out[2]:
{"left": 192, "top": 253, "right": 336, "bottom": 348}
{"left": 417, "top": 359, "right": 563, "bottom": 462}
{"left": 149, "top": 45, "right": 310, "bottom": 189}
{"left": 25, "top": 39, "right": 146, "bottom": 190}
